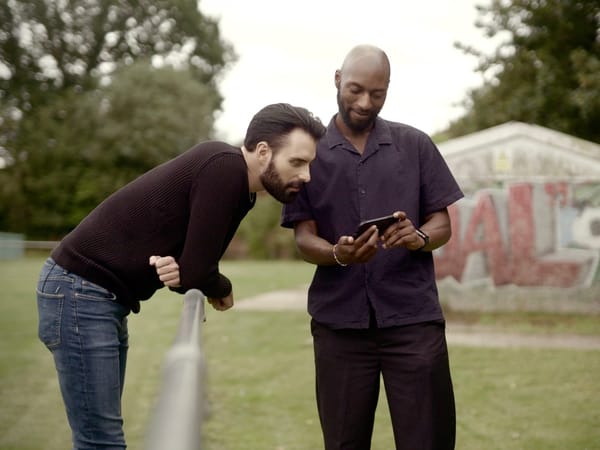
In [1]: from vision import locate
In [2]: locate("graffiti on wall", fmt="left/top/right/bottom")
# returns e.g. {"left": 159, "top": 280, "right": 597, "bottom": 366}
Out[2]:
{"left": 435, "top": 182, "right": 600, "bottom": 288}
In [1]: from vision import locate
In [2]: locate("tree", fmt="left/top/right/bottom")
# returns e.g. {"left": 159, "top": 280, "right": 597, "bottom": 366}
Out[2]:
{"left": 0, "top": 0, "right": 234, "bottom": 172}
{"left": 236, "top": 193, "right": 299, "bottom": 259}
{"left": 446, "top": 0, "right": 600, "bottom": 142}
{"left": 0, "top": 0, "right": 234, "bottom": 103}
{"left": 0, "top": 85, "right": 103, "bottom": 236}
{"left": 0, "top": 0, "right": 235, "bottom": 237}
{"left": 0, "top": 62, "right": 223, "bottom": 238}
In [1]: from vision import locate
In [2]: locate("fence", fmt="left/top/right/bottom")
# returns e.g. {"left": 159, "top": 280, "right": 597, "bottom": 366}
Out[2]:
{"left": 0, "top": 238, "right": 58, "bottom": 259}
{"left": 0, "top": 232, "right": 24, "bottom": 259}
{"left": 144, "top": 289, "right": 207, "bottom": 450}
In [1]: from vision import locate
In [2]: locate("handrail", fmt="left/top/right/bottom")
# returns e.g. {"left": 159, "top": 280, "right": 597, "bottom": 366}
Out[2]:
{"left": 144, "top": 289, "right": 206, "bottom": 450}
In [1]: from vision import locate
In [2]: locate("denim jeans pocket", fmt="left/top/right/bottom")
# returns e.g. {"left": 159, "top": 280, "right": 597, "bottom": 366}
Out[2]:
{"left": 77, "top": 279, "right": 117, "bottom": 302}
{"left": 37, "top": 291, "right": 64, "bottom": 349}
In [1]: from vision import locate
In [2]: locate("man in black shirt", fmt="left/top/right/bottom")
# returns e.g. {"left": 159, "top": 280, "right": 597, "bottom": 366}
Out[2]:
{"left": 282, "top": 45, "right": 462, "bottom": 450}
{"left": 36, "top": 103, "right": 325, "bottom": 449}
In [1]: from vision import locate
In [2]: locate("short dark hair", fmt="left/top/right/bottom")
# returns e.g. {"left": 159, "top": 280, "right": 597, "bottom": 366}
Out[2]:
{"left": 243, "top": 103, "right": 326, "bottom": 152}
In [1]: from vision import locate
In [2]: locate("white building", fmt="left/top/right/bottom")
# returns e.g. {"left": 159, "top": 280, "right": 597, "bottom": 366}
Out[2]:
{"left": 438, "top": 121, "right": 600, "bottom": 192}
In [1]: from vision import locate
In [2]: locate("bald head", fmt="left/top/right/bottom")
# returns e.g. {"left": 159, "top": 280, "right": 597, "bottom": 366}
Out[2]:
{"left": 339, "top": 45, "right": 391, "bottom": 83}
{"left": 334, "top": 45, "right": 390, "bottom": 133}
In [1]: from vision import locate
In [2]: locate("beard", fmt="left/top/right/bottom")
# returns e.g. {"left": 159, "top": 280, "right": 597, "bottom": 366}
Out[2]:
{"left": 337, "top": 89, "right": 380, "bottom": 132}
{"left": 260, "top": 160, "right": 302, "bottom": 204}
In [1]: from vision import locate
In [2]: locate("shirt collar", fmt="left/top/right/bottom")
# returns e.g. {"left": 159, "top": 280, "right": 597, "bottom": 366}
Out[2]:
{"left": 325, "top": 115, "right": 393, "bottom": 151}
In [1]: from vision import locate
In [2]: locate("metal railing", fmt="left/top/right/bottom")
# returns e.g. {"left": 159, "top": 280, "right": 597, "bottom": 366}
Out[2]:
{"left": 144, "top": 289, "right": 207, "bottom": 450}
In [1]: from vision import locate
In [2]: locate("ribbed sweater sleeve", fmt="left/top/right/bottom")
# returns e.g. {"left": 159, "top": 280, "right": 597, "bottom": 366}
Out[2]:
{"left": 175, "top": 152, "right": 249, "bottom": 297}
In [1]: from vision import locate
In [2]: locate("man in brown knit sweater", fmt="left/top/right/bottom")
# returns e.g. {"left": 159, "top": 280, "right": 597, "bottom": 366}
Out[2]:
{"left": 36, "top": 103, "right": 325, "bottom": 449}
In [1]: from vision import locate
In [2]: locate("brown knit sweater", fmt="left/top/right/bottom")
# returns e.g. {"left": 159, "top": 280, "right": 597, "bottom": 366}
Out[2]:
{"left": 52, "top": 141, "right": 255, "bottom": 313}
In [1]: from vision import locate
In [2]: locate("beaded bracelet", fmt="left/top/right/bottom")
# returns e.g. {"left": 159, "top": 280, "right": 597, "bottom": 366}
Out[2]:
{"left": 332, "top": 244, "right": 348, "bottom": 267}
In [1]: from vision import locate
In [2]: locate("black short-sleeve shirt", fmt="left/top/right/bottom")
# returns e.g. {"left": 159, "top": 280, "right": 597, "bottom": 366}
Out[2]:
{"left": 282, "top": 117, "right": 464, "bottom": 329}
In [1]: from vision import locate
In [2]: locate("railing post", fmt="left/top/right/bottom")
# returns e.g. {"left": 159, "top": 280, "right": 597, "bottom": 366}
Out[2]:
{"left": 144, "top": 289, "right": 206, "bottom": 450}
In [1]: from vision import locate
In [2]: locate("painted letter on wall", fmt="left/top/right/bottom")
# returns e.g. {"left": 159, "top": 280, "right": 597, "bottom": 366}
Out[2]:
{"left": 435, "top": 182, "right": 600, "bottom": 288}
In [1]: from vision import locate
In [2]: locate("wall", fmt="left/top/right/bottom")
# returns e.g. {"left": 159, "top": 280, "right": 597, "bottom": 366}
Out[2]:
{"left": 434, "top": 181, "right": 599, "bottom": 310}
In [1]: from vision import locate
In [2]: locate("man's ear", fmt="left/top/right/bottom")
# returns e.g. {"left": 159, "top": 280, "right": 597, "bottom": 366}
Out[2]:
{"left": 334, "top": 70, "right": 341, "bottom": 89}
{"left": 255, "top": 141, "right": 272, "bottom": 166}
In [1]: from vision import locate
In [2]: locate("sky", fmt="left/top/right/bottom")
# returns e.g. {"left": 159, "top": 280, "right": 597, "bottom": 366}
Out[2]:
{"left": 199, "top": 0, "right": 492, "bottom": 142}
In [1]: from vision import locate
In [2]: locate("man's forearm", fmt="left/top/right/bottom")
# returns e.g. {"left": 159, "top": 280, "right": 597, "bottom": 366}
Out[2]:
{"left": 297, "top": 234, "right": 338, "bottom": 266}
{"left": 419, "top": 209, "right": 452, "bottom": 251}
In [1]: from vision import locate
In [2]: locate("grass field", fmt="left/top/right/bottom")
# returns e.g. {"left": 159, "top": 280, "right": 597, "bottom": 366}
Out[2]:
{"left": 1, "top": 256, "right": 599, "bottom": 450}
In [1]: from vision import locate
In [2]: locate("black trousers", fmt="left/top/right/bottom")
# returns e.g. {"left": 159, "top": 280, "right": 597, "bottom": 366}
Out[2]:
{"left": 311, "top": 319, "right": 456, "bottom": 450}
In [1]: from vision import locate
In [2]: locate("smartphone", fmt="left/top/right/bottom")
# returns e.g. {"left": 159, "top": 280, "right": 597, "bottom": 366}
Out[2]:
{"left": 355, "top": 214, "right": 398, "bottom": 237}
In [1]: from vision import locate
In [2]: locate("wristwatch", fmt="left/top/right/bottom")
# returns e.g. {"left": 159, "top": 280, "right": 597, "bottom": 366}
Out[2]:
{"left": 415, "top": 228, "right": 429, "bottom": 251}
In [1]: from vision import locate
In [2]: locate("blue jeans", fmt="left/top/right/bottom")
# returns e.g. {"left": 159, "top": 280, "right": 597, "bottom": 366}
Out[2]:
{"left": 37, "top": 258, "right": 130, "bottom": 449}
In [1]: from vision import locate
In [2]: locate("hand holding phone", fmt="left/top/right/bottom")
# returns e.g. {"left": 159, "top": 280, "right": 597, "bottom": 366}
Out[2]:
{"left": 355, "top": 214, "right": 398, "bottom": 237}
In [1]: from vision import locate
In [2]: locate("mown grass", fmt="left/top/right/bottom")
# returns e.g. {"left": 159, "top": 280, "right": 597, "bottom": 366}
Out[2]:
{"left": 1, "top": 256, "right": 599, "bottom": 450}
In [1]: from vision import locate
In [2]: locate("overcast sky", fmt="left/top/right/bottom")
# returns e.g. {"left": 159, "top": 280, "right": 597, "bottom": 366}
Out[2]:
{"left": 200, "top": 0, "right": 492, "bottom": 142}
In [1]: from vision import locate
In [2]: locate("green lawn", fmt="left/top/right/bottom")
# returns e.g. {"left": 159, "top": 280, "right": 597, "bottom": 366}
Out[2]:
{"left": 1, "top": 256, "right": 599, "bottom": 450}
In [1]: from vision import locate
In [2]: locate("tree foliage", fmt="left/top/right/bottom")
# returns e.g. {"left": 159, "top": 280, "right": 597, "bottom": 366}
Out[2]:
{"left": 446, "top": 0, "right": 600, "bottom": 142}
{"left": 0, "top": 0, "right": 234, "bottom": 104}
{"left": 0, "top": 0, "right": 235, "bottom": 158}
{"left": 236, "top": 193, "right": 299, "bottom": 260}
{"left": 0, "top": 62, "right": 222, "bottom": 238}
{"left": 0, "top": 0, "right": 235, "bottom": 238}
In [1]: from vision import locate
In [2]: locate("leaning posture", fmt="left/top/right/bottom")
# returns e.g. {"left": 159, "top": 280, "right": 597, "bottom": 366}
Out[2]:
{"left": 36, "top": 103, "right": 325, "bottom": 449}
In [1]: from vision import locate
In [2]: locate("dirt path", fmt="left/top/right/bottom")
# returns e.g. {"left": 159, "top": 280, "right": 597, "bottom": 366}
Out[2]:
{"left": 235, "top": 288, "right": 600, "bottom": 350}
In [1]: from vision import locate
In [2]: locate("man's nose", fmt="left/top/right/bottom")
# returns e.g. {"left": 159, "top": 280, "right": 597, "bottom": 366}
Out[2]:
{"left": 357, "top": 92, "right": 372, "bottom": 110}
{"left": 300, "top": 166, "right": 311, "bottom": 183}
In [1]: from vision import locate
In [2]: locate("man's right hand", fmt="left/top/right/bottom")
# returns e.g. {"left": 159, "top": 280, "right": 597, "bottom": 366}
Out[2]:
{"left": 207, "top": 293, "right": 234, "bottom": 311}
{"left": 334, "top": 226, "right": 379, "bottom": 265}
